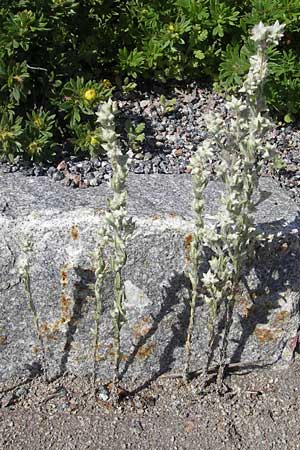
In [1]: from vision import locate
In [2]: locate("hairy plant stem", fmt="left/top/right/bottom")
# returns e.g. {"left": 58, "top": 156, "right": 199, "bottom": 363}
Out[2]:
{"left": 93, "top": 242, "right": 106, "bottom": 395}
{"left": 112, "top": 269, "right": 126, "bottom": 385}
{"left": 94, "top": 99, "right": 134, "bottom": 401}
{"left": 184, "top": 275, "right": 197, "bottom": 381}
{"left": 184, "top": 148, "right": 211, "bottom": 380}
{"left": 20, "top": 241, "right": 48, "bottom": 382}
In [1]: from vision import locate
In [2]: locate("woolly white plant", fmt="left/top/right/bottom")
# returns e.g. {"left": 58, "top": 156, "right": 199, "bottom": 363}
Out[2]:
{"left": 19, "top": 238, "right": 49, "bottom": 381}
{"left": 186, "top": 21, "right": 285, "bottom": 390}
{"left": 184, "top": 144, "right": 212, "bottom": 380}
{"left": 93, "top": 99, "right": 134, "bottom": 399}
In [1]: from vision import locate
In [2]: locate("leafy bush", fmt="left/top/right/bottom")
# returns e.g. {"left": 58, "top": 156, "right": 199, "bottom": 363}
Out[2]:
{"left": 218, "top": 0, "right": 300, "bottom": 120}
{"left": 0, "top": 1, "right": 299, "bottom": 163}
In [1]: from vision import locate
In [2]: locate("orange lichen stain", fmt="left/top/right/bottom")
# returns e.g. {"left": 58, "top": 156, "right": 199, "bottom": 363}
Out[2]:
{"left": 71, "top": 224, "right": 79, "bottom": 240}
{"left": 60, "top": 269, "right": 68, "bottom": 287}
{"left": 136, "top": 342, "right": 156, "bottom": 360}
{"left": 39, "top": 319, "right": 64, "bottom": 340}
{"left": 95, "top": 208, "right": 106, "bottom": 215}
{"left": 106, "top": 382, "right": 128, "bottom": 399}
{"left": 60, "top": 294, "right": 71, "bottom": 316}
{"left": 0, "top": 335, "right": 7, "bottom": 345}
{"left": 274, "top": 310, "right": 289, "bottom": 323}
{"left": 106, "top": 343, "right": 128, "bottom": 361}
{"left": 255, "top": 327, "right": 278, "bottom": 343}
{"left": 184, "top": 233, "right": 193, "bottom": 263}
{"left": 48, "top": 320, "right": 61, "bottom": 334}
{"left": 39, "top": 322, "right": 50, "bottom": 335}
{"left": 151, "top": 214, "right": 161, "bottom": 221}
{"left": 236, "top": 296, "right": 256, "bottom": 319}
{"left": 132, "top": 316, "right": 152, "bottom": 340}
{"left": 242, "top": 304, "right": 254, "bottom": 319}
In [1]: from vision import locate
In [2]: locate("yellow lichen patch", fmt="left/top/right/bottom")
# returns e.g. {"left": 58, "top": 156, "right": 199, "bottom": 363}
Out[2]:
{"left": 71, "top": 224, "right": 79, "bottom": 240}
{"left": 184, "top": 233, "right": 193, "bottom": 263}
{"left": 255, "top": 327, "right": 278, "bottom": 343}
{"left": 136, "top": 342, "right": 156, "bottom": 360}
{"left": 132, "top": 316, "right": 152, "bottom": 340}
{"left": 274, "top": 310, "right": 289, "bottom": 323}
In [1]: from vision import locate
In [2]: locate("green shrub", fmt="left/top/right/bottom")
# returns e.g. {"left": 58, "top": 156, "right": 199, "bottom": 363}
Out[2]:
{"left": 0, "top": 1, "right": 299, "bottom": 163}
{"left": 218, "top": 0, "right": 300, "bottom": 120}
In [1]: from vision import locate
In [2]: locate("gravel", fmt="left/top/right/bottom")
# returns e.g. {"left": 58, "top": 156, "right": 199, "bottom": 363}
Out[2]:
{"left": 2, "top": 83, "right": 300, "bottom": 206}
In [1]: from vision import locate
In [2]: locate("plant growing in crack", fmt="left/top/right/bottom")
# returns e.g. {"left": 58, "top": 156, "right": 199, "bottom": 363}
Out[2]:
{"left": 186, "top": 21, "right": 285, "bottom": 391}
{"left": 184, "top": 145, "right": 212, "bottom": 381}
{"left": 19, "top": 238, "right": 49, "bottom": 381}
{"left": 93, "top": 99, "right": 135, "bottom": 401}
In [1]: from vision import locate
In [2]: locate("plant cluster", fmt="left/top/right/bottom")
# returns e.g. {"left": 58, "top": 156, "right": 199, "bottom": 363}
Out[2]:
{"left": 93, "top": 99, "right": 134, "bottom": 398}
{"left": 19, "top": 238, "right": 49, "bottom": 381}
{"left": 186, "top": 20, "right": 285, "bottom": 390}
{"left": 17, "top": 21, "right": 287, "bottom": 396}
{"left": 0, "top": 1, "right": 299, "bottom": 163}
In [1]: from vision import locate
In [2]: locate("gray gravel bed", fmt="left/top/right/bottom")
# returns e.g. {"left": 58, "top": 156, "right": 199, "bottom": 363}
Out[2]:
{"left": 1, "top": 83, "right": 300, "bottom": 205}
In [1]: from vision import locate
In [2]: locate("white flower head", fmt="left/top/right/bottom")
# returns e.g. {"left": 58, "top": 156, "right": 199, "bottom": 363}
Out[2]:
{"left": 267, "top": 21, "right": 285, "bottom": 45}
{"left": 202, "top": 270, "right": 219, "bottom": 286}
{"left": 96, "top": 99, "right": 117, "bottom": 125}
{"left": 18, "top": 254, "right": 28, "bottom": 277}
{"left": 251, "top": 21, "right": 285, "bottom": 46}
{"left": 251, "top": 22, "right": 268, "bottom": 42}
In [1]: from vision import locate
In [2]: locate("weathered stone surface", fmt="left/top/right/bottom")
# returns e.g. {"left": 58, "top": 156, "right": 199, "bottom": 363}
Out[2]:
{"left": 0, "top": 172, "right": 300, "bottom": 384}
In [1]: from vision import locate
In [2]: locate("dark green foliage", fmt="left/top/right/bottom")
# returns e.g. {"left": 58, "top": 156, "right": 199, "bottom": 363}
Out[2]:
{"left": 0, "top": 0, "right": 299, "bottom": 162}
{"left": 218, "top": 0, "right": 300, "bottom": 118}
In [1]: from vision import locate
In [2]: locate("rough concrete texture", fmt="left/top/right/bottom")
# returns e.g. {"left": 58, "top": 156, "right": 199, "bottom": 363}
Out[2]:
{"left": 0, "top": 172, "right": 300, "bottom": 384}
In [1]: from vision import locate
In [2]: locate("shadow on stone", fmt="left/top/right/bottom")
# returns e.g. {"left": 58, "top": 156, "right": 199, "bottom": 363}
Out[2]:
{"left": 24, "top": 361, "right": 43, "bottom": 380}
{"left": 230, "top": 216, "right": 300, "bottom": 365}
{"left": 119, "top": 271, "right": 190, "bottom": 382}
{"left": 59, "top": 267, "right": 95, "bottom": 376}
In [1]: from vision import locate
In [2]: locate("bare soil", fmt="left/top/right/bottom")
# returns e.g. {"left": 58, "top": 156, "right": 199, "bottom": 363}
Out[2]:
{"left": 1, "top": 359, "right": 300, "bottom": 450}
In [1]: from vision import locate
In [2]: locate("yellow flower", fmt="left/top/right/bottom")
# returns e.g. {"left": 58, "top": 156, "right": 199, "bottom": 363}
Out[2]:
{"left": 0, "top": 131, "right": 13, "bottom": 141}
{"left": 34, "top": 117, "right": 42, "bottom": 128}
{"left": 102, "top": 79, "right": 112, "bottom": 89}
{"left": 84, "top": 88, "right": 96, "bottom": 102}
{"left": 90, "top": 135, "right": 98, "bottom": 146}
{"left": 28, "top": 141, "right": 40, "bottom": 154}
{"left": 168, "top": 23, "right": 175, "bottom": 32}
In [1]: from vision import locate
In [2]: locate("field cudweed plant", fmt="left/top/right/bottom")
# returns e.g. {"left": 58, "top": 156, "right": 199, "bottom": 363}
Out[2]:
{"left": 186, "top": 21, "right": 285, "bottom": 391}
{"left": 19, "top": 239, "right": 49, "bottom": 381}
{"left": 93, "top": 99, "right": 134, "bottom": 401}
